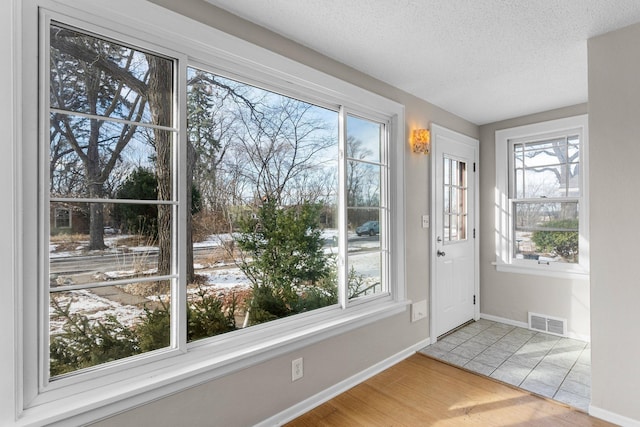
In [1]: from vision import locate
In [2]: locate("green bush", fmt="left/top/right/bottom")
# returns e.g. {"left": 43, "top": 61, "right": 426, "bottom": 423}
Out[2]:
{"left": 50, "top": 298, "right": 139, "bottom": 376}
{"left": 531, "top": 219, "right": 579, "bottom": 262}
{"left": 187, "top": 287, "right": 236, "bottom": 341}
{"left": 50, "top": 285, "right": 237, "bottom": 376}
{"left": 236, "top": 199, "right": 337, "bottom": 325}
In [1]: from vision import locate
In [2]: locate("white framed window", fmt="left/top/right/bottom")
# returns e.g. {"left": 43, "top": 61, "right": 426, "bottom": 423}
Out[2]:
{"left": 16, "top": 0, "right": 406, "bottom": 424}
{"left": 495, "top": 115, "right": 589, "bottom": 279}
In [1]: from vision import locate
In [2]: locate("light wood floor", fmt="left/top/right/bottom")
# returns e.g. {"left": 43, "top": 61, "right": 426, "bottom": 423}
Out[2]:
{"left": 285, "top": 354, "right": 613, "bottom": 426}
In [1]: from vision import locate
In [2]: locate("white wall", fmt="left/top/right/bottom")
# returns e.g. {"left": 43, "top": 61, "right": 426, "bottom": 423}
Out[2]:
{"left": 588, "top": 22, "right": 640, "bottom": 424}
{"left": 478, "top": 105, "right": 591, "bottom": 340}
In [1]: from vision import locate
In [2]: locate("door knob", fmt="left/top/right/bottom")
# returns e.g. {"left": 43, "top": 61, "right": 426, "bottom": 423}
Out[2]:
{"left": 437, "top": 250, "right": 446, "bottom": 257}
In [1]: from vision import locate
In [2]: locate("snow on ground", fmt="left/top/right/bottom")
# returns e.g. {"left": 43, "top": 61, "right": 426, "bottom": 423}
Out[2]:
{"left": 49, "top": 289, "right": 146, "bottom": 335}
{"left": 202, "top": 267, "right": 250, "bottom": 289}
{"left": 49, "top": 231, "right": 383, "bottom": 334}
{"left": 103, "top": 269, "right": 158, "bottom": 280}
{"left": 193, "top": 233, "right": 236, "bottom": 249}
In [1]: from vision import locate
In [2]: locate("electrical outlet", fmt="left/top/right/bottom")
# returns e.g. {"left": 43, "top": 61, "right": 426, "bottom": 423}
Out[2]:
{"left": 422, "top": 215, "right": 429, "bottom": 229}
{"left": 292, "top": 357, "right": 303, "bottom": 381}
{"left": 411, "top": 300, "right": 428, "bottom": 322}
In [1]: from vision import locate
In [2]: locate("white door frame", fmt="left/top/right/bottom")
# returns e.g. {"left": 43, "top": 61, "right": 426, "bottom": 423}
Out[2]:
{"left": 429, "top": 123, "right": 480, "bottom": 342}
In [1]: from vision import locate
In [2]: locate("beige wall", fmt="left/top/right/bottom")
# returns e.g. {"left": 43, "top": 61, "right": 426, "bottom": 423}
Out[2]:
{"left": 588, "top": 22, "right": 640, "bottom": 422}
{"left": 478, "top": 105, "right": 591, "bottom": 340}
{"left": 90, "top": 1, "right": 478, "bottom": 426}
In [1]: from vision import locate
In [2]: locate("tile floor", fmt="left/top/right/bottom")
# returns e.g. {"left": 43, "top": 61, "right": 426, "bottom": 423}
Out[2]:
{"left": 419, "top": 319, "right": 591, "bottom": 411}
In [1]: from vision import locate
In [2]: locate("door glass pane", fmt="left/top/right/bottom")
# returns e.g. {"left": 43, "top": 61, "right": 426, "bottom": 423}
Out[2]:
{"left": 443, "top": 156, "right": 467, "bottom": 242}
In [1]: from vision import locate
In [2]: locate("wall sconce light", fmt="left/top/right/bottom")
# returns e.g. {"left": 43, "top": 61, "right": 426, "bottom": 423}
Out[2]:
{"left": 412, "top": 128, "right": 430, "bottom": 155}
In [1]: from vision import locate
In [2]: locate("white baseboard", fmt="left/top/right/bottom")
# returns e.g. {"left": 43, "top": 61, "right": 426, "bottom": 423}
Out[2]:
{"left": 480, "top": 313, "right": 590, "bottom": 342}
{"left": 255, "top": 338, "right": 432, "bottom": 427}
{"left": 480, "top": 313, "right": 528, "bottom": 329}
{"left": 590, "top": 405, "right": 640, "bottom": 427}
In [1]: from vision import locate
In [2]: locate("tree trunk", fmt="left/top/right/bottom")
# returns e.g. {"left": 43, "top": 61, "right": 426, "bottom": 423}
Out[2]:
{"left": 86, "top": 74, "right": 105, "bottom": 250}
{"left": 186, "top": 140, "right": 195, "bottom": 283}
{"left": 148, "top": 56, "right": 173, "bottom": 277}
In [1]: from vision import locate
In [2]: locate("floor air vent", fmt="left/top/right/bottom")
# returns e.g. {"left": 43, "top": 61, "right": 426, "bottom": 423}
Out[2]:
{"left": 528, "top": 312, "right": 567, "bottom": 337}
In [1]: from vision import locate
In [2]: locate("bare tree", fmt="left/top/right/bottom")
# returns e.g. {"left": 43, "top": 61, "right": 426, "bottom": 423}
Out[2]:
{"left": 233, "top": 98, "right": 336, "bottom": 205}
{"left": 346, "top": 136, "right": 374, "bottom": 207}
{"left": 50, "top": 26, "right": 149, "bottom": 249}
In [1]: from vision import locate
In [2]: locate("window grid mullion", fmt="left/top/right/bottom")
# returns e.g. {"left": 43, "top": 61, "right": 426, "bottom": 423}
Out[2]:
{"left": 174, "top": 57, "right": 187, "bottom": 351}
{"left": 337, "top": 106, "right": 348, "bottom": 309}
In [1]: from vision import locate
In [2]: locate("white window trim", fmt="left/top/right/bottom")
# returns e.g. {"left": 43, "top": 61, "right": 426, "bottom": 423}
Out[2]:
{"left": 494, "top": 114, "right": 589, "bottom": 280}
{"left": 14, "top": 0, "right": 408, "bottom": 425}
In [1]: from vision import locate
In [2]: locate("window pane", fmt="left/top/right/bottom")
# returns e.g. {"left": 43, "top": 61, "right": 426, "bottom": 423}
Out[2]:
{"left": 348, "top": 208, "right": 382, "bottom": 299}
{"left": 513, "top": 201, "right": 579, "bottom": 263}
{"left": 346, "top": 115, "right": 381, "bottom": 163}
{"left": 347, "top": 163, "right": 380, "bottom": 208}
{"left": 568, "top": 136, "right": 580, "bottom": 197}
{"left": 49, "top": 201, "right": 173, "bottom": 282}
{"left": 512, "top": 136, "right": 580, "bottom": 199}
{"left": 451, "top": 160, "right": 459, "bottom": 186}
{"left": 50, "top": 23, "right": 171, "bottom": 126}
{"left": 50, "top": 116, "right": 172, "bottom": 199}
{"left": 185, "top": 67, "right": 340, "bottom": 339}
{"left": 459, "top": 214, "right": 467, "bottom": 240}
{"left": 444, "top": 158, "right": 450, "bottom": 185}
{"left": 348, "top": 251, "right": 382, "bottom": 299}
{"left": 444, "top": 187, "right": 451, "bottom": 214}
{"left": 443, "top": 214, "right": 450, "bottom": 241}
{"left": 49, "top": 281, "right": 171, "bottom": 377}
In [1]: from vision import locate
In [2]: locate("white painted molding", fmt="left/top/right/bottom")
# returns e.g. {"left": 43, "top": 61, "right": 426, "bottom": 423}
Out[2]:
{"left": 256, "top": 338, "right": 431, "bottom": 427}
{"left": 479, "top": 313, "right": 528, "bottom": 329}
{"left": 589, "top": 405, "right": 640, "bottom": 427}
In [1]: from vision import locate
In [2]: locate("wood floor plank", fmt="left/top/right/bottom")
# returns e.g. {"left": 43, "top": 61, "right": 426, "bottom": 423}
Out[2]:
{"left": 285, "top": 354, "right": 614, "bottom": 427}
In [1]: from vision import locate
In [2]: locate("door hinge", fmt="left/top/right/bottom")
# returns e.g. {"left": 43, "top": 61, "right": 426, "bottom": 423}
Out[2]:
{"left": 473, "top": 162, "right": 476, "bottom": 172}
{"left": 473, "top": 295, "right": 476, "bottom": 305}
{"left": 473, "top": 228, "right": 476, "bottom": 238}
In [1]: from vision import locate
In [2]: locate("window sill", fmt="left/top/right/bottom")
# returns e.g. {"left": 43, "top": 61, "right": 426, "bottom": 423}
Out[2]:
{"left": 20, "top": 299, "right": 410, "bottom": 426}
{"left": 493, "top": 262, "right": 589, "bottom": 280}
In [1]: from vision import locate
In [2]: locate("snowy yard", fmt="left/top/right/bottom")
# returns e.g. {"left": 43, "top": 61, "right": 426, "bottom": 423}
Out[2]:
{"left": 49, "top": 231, "right": 381, "bottom": 335}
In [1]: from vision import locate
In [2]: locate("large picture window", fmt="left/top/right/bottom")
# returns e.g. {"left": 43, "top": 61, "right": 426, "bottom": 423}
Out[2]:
{"left": 495, "top": 115, "right": 589, "bottom": 277}
{"left": 24, "top": 5, "right": 404, "bottom": 420}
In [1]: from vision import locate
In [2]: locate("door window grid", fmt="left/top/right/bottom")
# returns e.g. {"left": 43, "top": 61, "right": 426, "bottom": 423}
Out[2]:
{"left": 443, "top": 156, "right": 467, "bottom": 242}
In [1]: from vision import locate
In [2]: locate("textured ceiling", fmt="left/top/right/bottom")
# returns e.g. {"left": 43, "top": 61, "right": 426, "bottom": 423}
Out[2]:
{"left": 204, "top": 0, "right": 640, "bottom": 125}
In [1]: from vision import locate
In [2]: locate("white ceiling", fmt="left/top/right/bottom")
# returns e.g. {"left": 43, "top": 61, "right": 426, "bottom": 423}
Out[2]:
{"left": 204, "top": 0, "right": 640, "bottom": 125}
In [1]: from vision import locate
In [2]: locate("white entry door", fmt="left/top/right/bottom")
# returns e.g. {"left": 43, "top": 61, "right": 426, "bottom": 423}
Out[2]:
{"left": 431, "top": 124, "right": 479, "bottom": 338}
